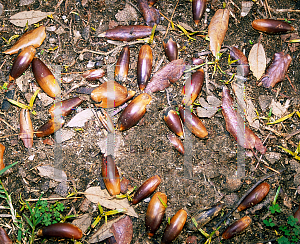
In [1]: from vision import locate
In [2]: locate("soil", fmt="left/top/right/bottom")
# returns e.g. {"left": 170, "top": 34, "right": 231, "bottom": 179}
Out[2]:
{"left": 0, "top": 0, "right": 300, "bottom": 243}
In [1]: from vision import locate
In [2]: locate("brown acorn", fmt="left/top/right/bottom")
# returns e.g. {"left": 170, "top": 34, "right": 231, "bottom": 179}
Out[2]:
{"left": 163, "top": 108, "right": 184, "bottom": 138}
{"left": 36, "top": 118, "right": 65, "bottom": 137}
{"left": 222, "top": 216, "right": 251, "bottom": 239}
{"left": 148, "top": 0, "right": 158, "bottom": 7}
{"left": 182, "top": 69, "right": 204, "bottom": 106}
{"left": 115, "top": 46, "right": 130, "bottom": 82}
{"left": 32, "top": 57, "right": 61, "bottom": 98}
{"left": 192, "top": 0, "right": 207, "bottom": 26}
{"left": 0, "top": 143, "right": 5, "bottom": 171}
{"left": 237, "top": 182, "right": 270, "bottom": 211}
{"left": 137, "top": 44, "right": 153, "bottom": 91}
{"left": 19, "top": 109, "right": 34, "bottom": 148}
{"left": 0, "top": 227, "right": 12, "bottom": 244}
{"left": 145, "top": 192, "right": 167, "bottom": 236}
{"left": 161, "top": 209, "right": 187, "bottom": 244}
{"left": 294, "top": 205, "right": 300, "bottom": 224}
{"left": 229, "top": 46, "right": 250, "bottom": 77}
{"left": 91, "top": 81, "right": 135, "bottom": 108}
{"left": 101, "top": 154, "right": 120, "bottom": 196}
{"left": 132, "top": 175, "right": 161, "bottom": 205}
{"left": 252, "top": 19, "right": 294, "bottom": 34}
{"left": 179, "top": 106, "right": 208, "bottom": 138}
{"left": 49, "top": 97, "right": 83, "bottom": 118}
{"left": 163, "top": 37, "right": 178, "bottom": 61}
{"left": 9, "top": 45, "right": 36, "bottom": 81}
{"left": 3, "top": 25, "right": 46, "bottom": 55}
{"left": 37, "top": 223, "right": 82, "bottom": 240}
{"left": 167, "top": 134, "right": 184, "bottom": 154}
{"left": 82, "top": 69, "right": 105, "bottom": 81}
{"left": 117, "top": 93, "right": 152, "bottom": 131}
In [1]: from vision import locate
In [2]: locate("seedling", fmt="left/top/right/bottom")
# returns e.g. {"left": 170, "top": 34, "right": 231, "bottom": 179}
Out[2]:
{"left": 192, "top": 217, "right": 221, "bottom": 244}
{"left": 279, "top": 142, "right": 300, "bottom": 161}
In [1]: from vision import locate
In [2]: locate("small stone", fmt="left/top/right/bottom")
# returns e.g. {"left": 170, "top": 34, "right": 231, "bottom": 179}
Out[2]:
{"left": 290, "top": 159, "right": 300, "bottom": 174}
{"left": 186, "top": 235, "right": 197, "bottom": 244}
{"left": 110, "top": 216, "right": 133, "bottom": 244}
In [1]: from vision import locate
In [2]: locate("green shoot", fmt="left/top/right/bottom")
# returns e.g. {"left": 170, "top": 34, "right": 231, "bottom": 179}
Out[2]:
{"left": 176, "top": 24, "right": 197, "bottom": 41}
{"left": 158, "top": 195, "right": 168, "bottom": 208}
{"left": 7, "top": 90, "right": 39, "bottom": 115}
{"left": 273, "top": 186, "right": 281, "bottom": 206}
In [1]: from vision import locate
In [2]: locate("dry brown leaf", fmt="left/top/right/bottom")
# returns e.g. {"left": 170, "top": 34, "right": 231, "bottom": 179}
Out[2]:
{"left": 9, "top": 10, "right": 54, "bottom": 27}
{"left": 208, "top": 9, "right": 229, "bottom": 57}
{"left": 248, "top": 43, "right": 266, "bottom": 80}
{"left": 84, "top": 187, "right": 138, "bottom": 218}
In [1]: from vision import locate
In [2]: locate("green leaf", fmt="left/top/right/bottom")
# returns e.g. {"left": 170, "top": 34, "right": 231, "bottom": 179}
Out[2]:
{"left": 288, "top": 216, "right": 298, "bottom": 227}
{"left": 23, "top": 214, "right": 33, "bottom": 229}
{"left": 0, "top": 161, "right": 18, "bottom": 176}
{"left": 157, "top": 195, "right": 167, "bottom": 208}
{"left": 279, "top": 146, "right": 296, "bottom": 157}
{"left": 277, "top": 236, "right": 290, "bottom": 244}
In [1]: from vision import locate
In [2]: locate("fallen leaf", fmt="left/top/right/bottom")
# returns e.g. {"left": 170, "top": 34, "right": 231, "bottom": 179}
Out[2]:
{"left": 269, "top": 99, "right": 289, "bottom": 117}
{"left": 241, "top": 1, "right": 253, "bottom": 17}
{"left": 37, "top": 165, "right": 67, "bottom": 182}
{"left": 196, "top": 95, "right": 221, "bottom": 118}
{"left": 248, "top": 43, "right": 266, "bottom": 80}
{"left": 115, "top": 3, "right": 138, "bottom": 24}
{"left": 72, "top": 213, "right": 92, "bottom": 233}
{"left": 84, "top": 187, "right": 138, "bottom": 218}
{"left": 19, "top": 0, "right": 34, "bottom": 6}
{"left": 66, "top": 109, "right": 94, "bottom": 127}
{"left": 208, "top": 9, "right": 229, "bottom": 57}
{"left": 9, "top": 10, "right": 54, "bottom": 27}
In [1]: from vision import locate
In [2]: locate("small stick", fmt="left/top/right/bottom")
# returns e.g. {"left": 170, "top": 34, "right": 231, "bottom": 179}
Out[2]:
{"left": 163, "top": 0, "right": 180, "bottom": 38}
{"left": 0, "top": 118, "right": 17, "bottom": 131}
{"left": 286, "top": 75, "right": 297, "bottom": 93}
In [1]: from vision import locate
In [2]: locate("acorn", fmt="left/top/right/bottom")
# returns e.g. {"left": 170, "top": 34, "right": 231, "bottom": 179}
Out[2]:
{"left": 192, "top": 0, "right": 207, "bottom": 26}
{"left": 19, "top": 109, "right": 34, "bottom": 148}
{"left": 0, "top": 143, "right": 5, "bottom": 171}
{"left": 161, "top": 209, "right": 187, "bottom": 244}
{"left": 0, "top": 227, "right": 12, "bottom": 244}
{"left": 115, "top": 46, "right": 130, "bottom": 82}
{"left": 117, "top": 93, "right": 152, "bottom": 131}
{"left": 229, "top": 46, "right": 250, "bottom": 77}
{"left": 252, "top": 19, "right": 294, "bottom": 34}
{"left": 9, "top": 45, "right": 36, "bottom": 81}
{"left": 163, "top": 108, "right": 184, "bottom": 138}
{"left": 137, "top": 44, "right": 153, "bottom": 91}
{"left": 148, "top": 0, "right": 158, "bottom": 6}
{"left": 145, "top": 192, "right": 167, "bottom": 236}
{"left": 182, "top": 69, "right": 204, "bottom": 106}
{"left": 32, "top": 57, "right": 61, "bottom": 98}
{"left": 294, "top": 205, "right": 300, "bottom": 224}
{"left": 49, "top": 97, "right": 83, "bottom": 118}
{"left": 82, "top": 68, "right": 105, "bottom": 81}
{"left": 237, "top": 182, "right": 270, "bottom": 211}
{"left": 37, "top": 223, "right": 82, "bottom": 240}
{"left": 132, "top": 175, "right": 161, "bottom": 204}
{"left": 167, "top": 134, "right": 184, "bottom": 154}
{"left": 222, "top": 216, "right": 251, "bottom": 239}
{"left": 91, "top": 81, "right": 135, "bottom": 108}
{"left": 179, "top": 106, "right": 208, "bottom": 138}
{"left": 36, "top": 118, "right": 65, "bottom": 137}
{"left": 101, "top": 154, "right": 120, "bottom": 196}
{"left": 163, "top": 37, "right": 178, "bottom": 61}
{"left": 97, "top": 109, "right": 114, "bottom": 133}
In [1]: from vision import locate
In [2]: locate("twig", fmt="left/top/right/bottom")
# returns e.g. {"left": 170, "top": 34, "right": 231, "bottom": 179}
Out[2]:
{"left": 0, "top": 118, "right": 17, "bottom": 131}
{"left": 264, "top": 0, "right": 272, "bottom": 18}
{"left": 285, "top": 128, "right": 300, "bottom": 140}
{"left": 162, "top": 0, "right": 179, "bottom": 38}
{"left": 286, "top": 75, "right": 297, "bottom": 93}
{"left": 270, "top": 8, "right": 300, "bottom": 13}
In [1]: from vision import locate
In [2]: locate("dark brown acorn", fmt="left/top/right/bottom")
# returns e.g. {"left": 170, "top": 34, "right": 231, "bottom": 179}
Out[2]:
{"left": 0, "top": 143, "right": 5, "bottom": 171}
{"left": 222, "top": 216, "right": 251, "bottom": 239}
{"left": 132, "top": 175, "right": 161, "bottom": 205}
{"left": 148, "top": 0, "right": 158, "bottom": 7}
{"left": 229, "top": 46, "right": 250, "bottom": 77}
{"left": 167, "top": 134, "right": 184, "bottom": 154}
{"left": 49, "top": 97, "right": 83, "bottom": 118}
{"left": 82, "top": 68, "right": 105, "bottom": 81}
{"left": 101, "top": 154, "right": 120, "bottom": 196}
{"left": 138, "top": 0, "right": 160, "bottom": 27}
{"left": 19, "top": 109, "right": 33, "bottom": 148}
{"left": 32, "top": 57, "right": 61, "bottom": 98}
{"left": 0, "top": 227, "right": 12, "bottom": 244}
{"left": 179, "top": 106, "right": 208, "bottom": 138}
{"left": 37, "top": 223, "right": 82, "bottom": 239}
{"left": 161, "top": 209, "right": 187, "bottom": 244}
{"left": 36, "top": 118, "right": 65, "bottom": 137}
{"left": 163, "top": 108, "right": 184, "bottom": 138}
{"left": 137, "top": 44, "right": 153, "bottom": 91}
{"left": 115, "top": 46, "right": 130, "bottom": 82}
{"left": 117, "top": 93, "right": 152, "bottom": 131}
{"left": 145, "top": 192, "right": 167, "bottom": 236}
{"left": 91, "top": 81, "right": 135, "bottom": 108}
{"left": 237, "top": 182, "right": 270, "bottom": 211}
{"left": 9, "top": 45, "right": 36, "bottom": 81}
{"left": 252, "top": 19, "right": 294, "bottom": 34}
{"left": 192, "top": 0, "right": 207, "bottom": 26}
{"left": 294, "top": 205, "right": 300, "bottom": 224}
{"left": 163, "top": 37, "right": 178, "bottom": 61}
{"left": 182, "top": 69, "right": 204, "bottom": 106}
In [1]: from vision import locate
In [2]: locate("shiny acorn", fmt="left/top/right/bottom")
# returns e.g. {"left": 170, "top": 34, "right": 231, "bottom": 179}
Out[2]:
{"left": 36, "top": 118, "right": 65, "bottom": 138}
{"left": 117, "top": 93, "right": 152, "bottom": 131}
{"left": 163, "top": 37, "right": 178, "bottom": 61}
{"left": 229, "top": 46, "right": 250, "bottom": 77}
{"left": 192, "top": 0, "right": 207, "bottom": 26}
{"left": 0, "top": 143, "right": 5, "bottom": 171}
{"left": 161, "top": 209, "right": 187, "bottom": 244}
{"left": 137, "top": 44, "right": 153, "bottom": 91}
{"left": 132, "top": 175, "right": 161, "bottom": 204}
{"left": 32, "top": 57, "right": 61, "bottom": 98}
{"left": 115, "top": 46, "right": 130, "bottom": 82}
{"left": 148, "top": 0, "right": 158, "bottom": 6}
{"left": 252, "top": 19, "right": 294, "bottom": 34}
{"left": 82, "top": 68, "right": 105, "bottom": 81}
{"left": 163, "top": 108, "right": 184, "bottom": 138}
{"left": 102, "top": 154, "right": 120, "bottom": 196}
{"left": 294, "top": 205, "right": 300, "bottom": 224}
{"left": 91, "top": 81, "right": 135, "bottom": 108}
{"left": 49, "top": 97, "right": 83, "bottom": 118}
{"left": 19, "top": 109, "right": 34, "bottom": 148}
{"left": 222, "top": 216, "right": 251, "bottom": 239}
{"left": 9, "top": 45, "right": 36, "bottom": 81}
{"left": 145, "top": 192, "right": 167, "bottom": 237}
{"left": 237, "top": 182, "right": 270, "bottom": 211}
{"left": 0, "top": 227, "right": 12, "bottom": 244}
{"left": 179, "top": 106, "right": 208, "bottom": 138}
{"left": 37, "top": 223, "right": 82, "bottom": 240}
{"left": 167, "top": 134, "right": 184, "bottom": 154}
{"left": 182, "top": 69, "right": 204, "bottom": 106}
